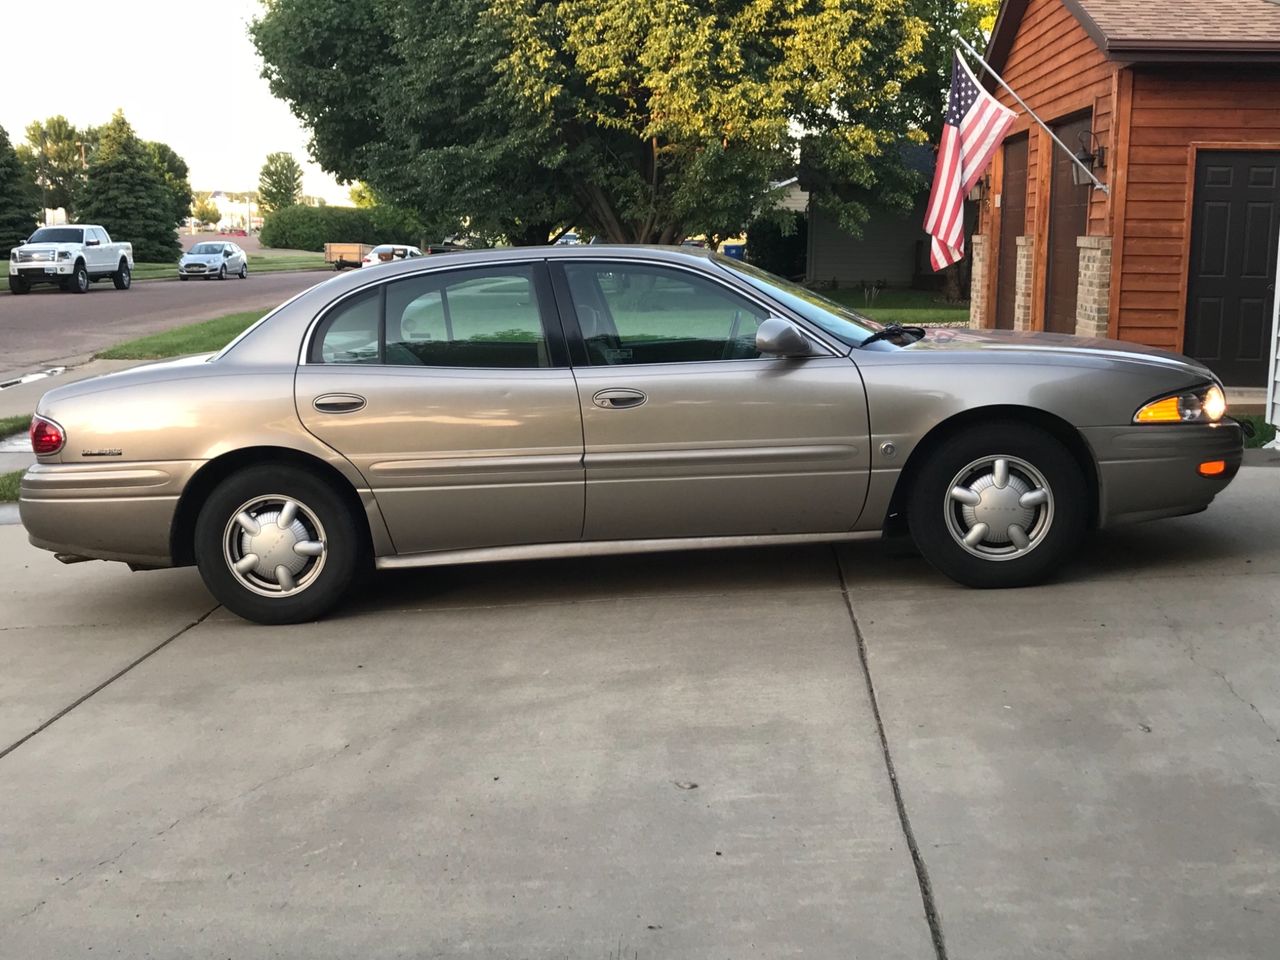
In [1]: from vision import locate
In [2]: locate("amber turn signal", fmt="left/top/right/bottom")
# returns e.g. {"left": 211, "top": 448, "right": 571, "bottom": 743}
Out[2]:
{"left": 1198, "top": 460, "right": 1226, "bottom": 477}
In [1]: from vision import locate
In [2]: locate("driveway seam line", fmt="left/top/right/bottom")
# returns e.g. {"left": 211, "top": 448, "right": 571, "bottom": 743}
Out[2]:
{"left": 834, "top": 547, "right": 949, "bottom": 960}
{"left": 0, "top": 604, "right": 219, "bottom": 763}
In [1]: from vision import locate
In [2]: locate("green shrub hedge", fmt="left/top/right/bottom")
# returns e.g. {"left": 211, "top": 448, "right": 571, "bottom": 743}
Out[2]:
{"left": 258, "top": 204, "right": 425, "bottom": 251}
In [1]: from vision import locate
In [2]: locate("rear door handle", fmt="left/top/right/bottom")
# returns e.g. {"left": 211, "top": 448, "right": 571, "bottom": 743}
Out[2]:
{"left": 592, "top": 388, "right": 647, "bottom": 410}
{"left": 313, "top": 393, "right": 367, "bottom": 414}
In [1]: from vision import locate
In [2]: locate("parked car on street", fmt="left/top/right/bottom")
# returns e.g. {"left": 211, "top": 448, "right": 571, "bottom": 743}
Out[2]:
{"left": 18, "top": 246, "right": 1242, "bottom": 624}
{"left": 361, "top": 244, "right": 423, "bottom": 267}
{"left": 179, "top": 241, "right": 248, "bottom": 281}
{"left": 8, "top": 225, "right": 134, "bottom": 294}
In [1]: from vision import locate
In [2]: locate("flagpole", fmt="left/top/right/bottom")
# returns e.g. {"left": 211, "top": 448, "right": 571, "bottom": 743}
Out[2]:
{"left": 950, "top": 31, "right": 1109, "bottom": 194}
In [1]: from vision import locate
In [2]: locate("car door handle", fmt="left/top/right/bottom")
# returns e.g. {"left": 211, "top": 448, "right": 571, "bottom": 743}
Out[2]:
{"left": 313, "top": 393, "right": 367, "bottom": 414}
{"left": 592, "top": 388, "right": 647, "bottom": 409}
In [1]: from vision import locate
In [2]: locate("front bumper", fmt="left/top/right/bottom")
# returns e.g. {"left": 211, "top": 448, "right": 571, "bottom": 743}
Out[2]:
{"left": 1083, "top": 421, "right": 1244, "bottom": 527}
{"left": 11, "top": 264, "right": 74, "bottom": 281}
{"left": 18, "top": 460, "right": 202, "bottom": 567}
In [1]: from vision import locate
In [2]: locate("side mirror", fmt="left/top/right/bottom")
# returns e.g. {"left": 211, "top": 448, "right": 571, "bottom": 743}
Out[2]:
{"left": 85, "top": 238, "right": 100, "bottom": 247}
{"left": 223, "top": 249, "right": 232, "bottom": 257}
{"left": 756, "top": 317, "right": 815, "bottom": 358}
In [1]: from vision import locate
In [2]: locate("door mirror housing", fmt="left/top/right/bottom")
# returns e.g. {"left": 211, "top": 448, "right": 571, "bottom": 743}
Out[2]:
{"left": 756, "top": 317, "right": 815, "bottom": 358}
{"left": 85, "top": 238, "right": 100, "bottom": 247}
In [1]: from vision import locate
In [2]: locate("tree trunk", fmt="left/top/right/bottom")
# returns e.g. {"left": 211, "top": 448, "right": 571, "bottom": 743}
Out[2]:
{"left": 942, "top": 263, "right": 962, "bottom": 303}
{"left": 508, "top": 221, "right": 553, "bottom": 246}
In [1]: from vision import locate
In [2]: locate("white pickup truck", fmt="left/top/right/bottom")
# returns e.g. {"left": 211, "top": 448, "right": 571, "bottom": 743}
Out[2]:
{"left": 8, "top": 225, "right": 134, "bottom": 295}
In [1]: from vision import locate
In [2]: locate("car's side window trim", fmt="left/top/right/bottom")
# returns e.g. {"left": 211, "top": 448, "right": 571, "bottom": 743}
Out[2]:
{"left": 302, "top": 260, "right": 569, "bottom": 369}
{"left": 546, "top": 259, "right": 840, "bottom": 367}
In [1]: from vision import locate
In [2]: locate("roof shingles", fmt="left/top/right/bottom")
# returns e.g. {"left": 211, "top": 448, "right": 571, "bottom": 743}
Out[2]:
{"left": 1075, "top": 0, "right": 1280, "bottom": 47}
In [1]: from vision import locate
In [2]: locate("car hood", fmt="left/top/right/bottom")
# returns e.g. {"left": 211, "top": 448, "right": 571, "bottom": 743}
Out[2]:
{"left": 181, "top": 254, "right": 223, "bottom": 262}
{"left": 17, "top": 243, "right": 75, "bottom": 254}
{"left": 906, "top": 327, "right": 1216, "bottom": 381}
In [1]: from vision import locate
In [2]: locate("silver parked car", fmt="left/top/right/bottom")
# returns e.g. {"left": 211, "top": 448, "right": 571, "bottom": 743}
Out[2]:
{"left": 179, "top": 241, "right": 248, "bottom": 281}
{"left": 20, "top": 247, "right": 1242, "bottom": 623}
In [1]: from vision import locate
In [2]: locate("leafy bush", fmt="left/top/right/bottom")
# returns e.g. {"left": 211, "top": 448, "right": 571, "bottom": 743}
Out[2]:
{"left": 745, "top": 213, "right": 807, "bottom": 279}
{"left": 259, "top": 204, "right": 425, "bottom": 252}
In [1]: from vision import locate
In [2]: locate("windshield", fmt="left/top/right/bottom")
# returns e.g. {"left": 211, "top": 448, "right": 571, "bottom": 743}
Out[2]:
{"left": 712, "top": 256, "right": 881, "bottom": 346}
{"left": 27, "top": 227, "right": 84, "bottom": 244}
{"left": 190, "top": 243, "right": 223, "bottom": 254}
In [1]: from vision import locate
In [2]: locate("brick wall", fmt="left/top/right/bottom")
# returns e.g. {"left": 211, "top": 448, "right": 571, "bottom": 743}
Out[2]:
{"left": 969, "top": 235, "right": 990, "bottom": 328}
{"left": 1014, "top": 236, "right": 1034, "bottom": 331}
{"left": 1074, "top": 236, "right": 1112, "bottom": 339}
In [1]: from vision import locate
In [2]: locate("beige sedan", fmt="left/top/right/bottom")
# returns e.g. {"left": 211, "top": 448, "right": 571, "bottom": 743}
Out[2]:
{"left": 20, "top": 247, "right": 1242, "bottom": 623}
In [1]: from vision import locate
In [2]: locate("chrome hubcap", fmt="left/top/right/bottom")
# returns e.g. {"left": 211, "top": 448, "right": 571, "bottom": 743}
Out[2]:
{"left": 222, "top": 495, "right": 327, "bottom": 597}
{"left": 944, "top": 456, "right": 1053, "bottom": 561}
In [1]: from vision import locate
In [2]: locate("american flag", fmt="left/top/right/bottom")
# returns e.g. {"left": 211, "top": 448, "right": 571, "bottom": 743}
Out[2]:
{"left": 924, "top": 52, "right": 1016, "bottom": 271}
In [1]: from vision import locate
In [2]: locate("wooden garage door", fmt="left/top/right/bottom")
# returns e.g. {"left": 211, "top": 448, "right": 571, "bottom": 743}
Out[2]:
{"left": 1044, "top": 114, "right": 1093, "bottom": 335}
{"left": 995, "top": 136, "right": 1027, "bottom": 330}
{"left": 1185, "top": 151, "right": 1280, "bottom": 386}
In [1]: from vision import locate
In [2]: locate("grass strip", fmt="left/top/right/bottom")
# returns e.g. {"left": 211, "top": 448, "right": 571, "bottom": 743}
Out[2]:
{"left": 94, "top": 309, "right": 268, "bottom": 360}
{"left": 0, "top": 469, "right": 21, "bottom": 502}
{"left": 0, "top": 414, "right": 31, "bottom": 437}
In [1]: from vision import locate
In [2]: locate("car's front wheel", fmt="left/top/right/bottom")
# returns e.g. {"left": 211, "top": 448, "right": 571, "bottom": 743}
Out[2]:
{"left": 907, "top": 422, "right": 1087, "bottom": 588}
{"left": 8, "top": 275, "right": 30, "bottom": 295}
{"left": 65, "top": 262, "right": 89, "bottom": 294}
{"left": 217, "top": 264, "right": 227, "bottom": 280}
{"left": 194, "top": 465, "right": 364, "bottom": 624}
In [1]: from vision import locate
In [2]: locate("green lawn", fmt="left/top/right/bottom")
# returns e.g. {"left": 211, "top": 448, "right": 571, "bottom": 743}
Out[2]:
{"left": 0, "top": 414, "right": 30, "bottom": 437}
{"left": 819, "top": 288, "right": 971, "bottom": 326}
{"left": 0, "top": 469, "right": 21, "bottom": 502}
{"left": 95, "top": 309, "right": 268, "bottom": 360}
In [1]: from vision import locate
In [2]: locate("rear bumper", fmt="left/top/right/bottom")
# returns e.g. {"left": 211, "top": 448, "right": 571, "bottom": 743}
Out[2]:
{"left": 1083, "top": 422, "right": 1244, "bottom": 527}
{"left": 18, "top": 461, "right": 200, "bottom": 567}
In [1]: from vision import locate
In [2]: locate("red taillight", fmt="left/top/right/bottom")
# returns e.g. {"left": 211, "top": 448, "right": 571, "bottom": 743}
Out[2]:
{"left": 30, "top": 416, "right": 64, "bottom": 456}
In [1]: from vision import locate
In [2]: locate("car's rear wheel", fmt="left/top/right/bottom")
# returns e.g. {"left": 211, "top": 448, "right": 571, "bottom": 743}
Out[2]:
{"left": 907, "top": 422, "right": 1087, "bottom": 588}
{"left": 194, "top": 465, "right": 363, "bottom": 624}
{"left": 113, "top": 261, "right": 131, "bottom": 290}
{"left": 8, "top": 275, "right": 30, "bottom": 295}
{"left": 239, "top": 262, "right": 248, "bottom": 279}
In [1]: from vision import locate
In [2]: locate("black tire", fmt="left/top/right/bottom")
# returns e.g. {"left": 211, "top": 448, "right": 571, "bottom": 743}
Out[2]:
{"left": 67, "top": 261, "right": 89, "bottom": 294}
{"left": 194, "top": 464, "right": 365, "bottom": 624}
{"left": 217, "top": 264, "right": 227, "bottom": 280}
{"left": 239, "top": 262, "right": 248, "bottom": 279}
{"left": 8, "top": 275, "right": 30, "bottom": 295}
{"left": 907, "top": 421, "right": 1087, "bottom": 589}
{"left": 113, "top": 260, "right": 131, "bottom": 290}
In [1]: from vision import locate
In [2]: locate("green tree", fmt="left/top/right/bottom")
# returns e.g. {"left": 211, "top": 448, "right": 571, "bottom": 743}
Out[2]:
{"left": 146, "top": 141, "right": 195, "bottom": 228}
{"left": 348, "top": 182, "right": 377, "bottom": 208}
{"left": 0, "top": 125, "right": 41, "bottom": 256}
{"left": 77, "top": 111, "right": 181, "bottom": 262}
{"left": 252, "top": 0, "right": 927, "bottom": 245}
{"left": 258, "top": 152, "right": 303, "bottom": 212}
{"left": 16, "top": 115, "right": 88, "bottom": 219}
{"left": 193, "top": 197, "right": 221, "bottom": 226}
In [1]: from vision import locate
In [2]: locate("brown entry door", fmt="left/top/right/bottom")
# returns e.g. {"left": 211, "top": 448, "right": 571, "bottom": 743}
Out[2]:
{"left": 1044, "top": 114, "right": 1094, "bottom": 334}
{"left": 1185, "top": 151, "right": 1280, "bottom": 386}
{"left": 995, "top": 136, "right": 1028, "bottom": 329}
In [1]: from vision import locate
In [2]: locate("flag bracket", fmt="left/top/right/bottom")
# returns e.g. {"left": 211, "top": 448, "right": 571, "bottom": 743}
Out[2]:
{"left": 950, "top": 31, "right": 1109, "bottom": 195}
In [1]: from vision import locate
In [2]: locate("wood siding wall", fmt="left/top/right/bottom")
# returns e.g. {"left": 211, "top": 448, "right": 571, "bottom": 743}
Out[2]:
{"left": 1113, "top": 67, "right": 1280, "bottom": 349}
{"left": 980, "top": 0, "right": 1115, "bottom": 330}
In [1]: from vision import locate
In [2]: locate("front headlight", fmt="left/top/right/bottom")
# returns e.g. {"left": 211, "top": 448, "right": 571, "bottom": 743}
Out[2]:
{"left": 57, "top": 250, "right": 72, "bottom": 260}
{"left": 1134, "top": 384, "right": 1227, "bottom": 424}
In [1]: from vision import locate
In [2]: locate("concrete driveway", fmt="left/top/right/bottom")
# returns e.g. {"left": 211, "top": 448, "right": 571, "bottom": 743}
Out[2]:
{"left": 1, "top": 468, "right": 1277, "bottom": 957}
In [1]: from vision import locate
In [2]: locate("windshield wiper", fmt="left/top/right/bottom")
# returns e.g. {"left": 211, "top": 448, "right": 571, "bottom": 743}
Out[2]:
{"left": 859, "top": 324, "right": 927, "bottom": 348}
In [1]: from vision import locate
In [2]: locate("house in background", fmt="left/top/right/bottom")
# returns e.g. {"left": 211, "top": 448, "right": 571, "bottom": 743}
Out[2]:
{"left": 802, "top": 147, "right": 941, "bottom": 289}
{"left": 968, "top": 0, "right": 1280, "bottom": 387}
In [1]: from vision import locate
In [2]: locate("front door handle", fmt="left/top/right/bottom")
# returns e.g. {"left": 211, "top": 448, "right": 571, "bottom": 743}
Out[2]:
{"left": 592, "top": 388, "right": 647, "bottom": 410}
{"left": 313, "top": 393, "right": 367, "bottom": 414}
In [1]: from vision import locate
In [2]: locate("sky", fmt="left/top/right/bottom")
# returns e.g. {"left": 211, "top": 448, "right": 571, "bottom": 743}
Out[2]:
{"left": 0, "top": 0, "right": 353, "bottom": 205}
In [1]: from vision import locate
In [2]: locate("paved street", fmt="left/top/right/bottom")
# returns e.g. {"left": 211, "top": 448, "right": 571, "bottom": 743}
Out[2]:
{"left": 1, "top": 468, "right": 1277, "bottom": 957}
{"left": 0, "top": 271, "right": 329, "bottom": 379}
